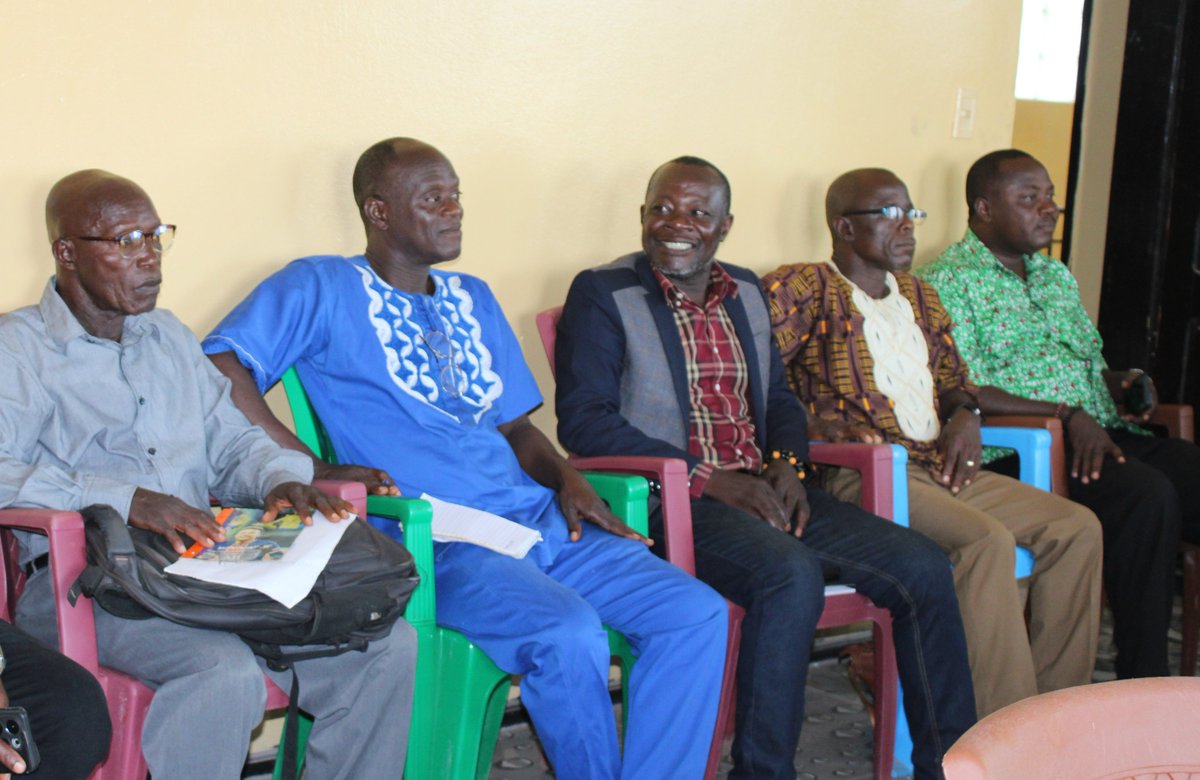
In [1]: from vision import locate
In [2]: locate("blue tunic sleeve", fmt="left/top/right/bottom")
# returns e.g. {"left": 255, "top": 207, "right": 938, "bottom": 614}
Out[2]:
{"left": 201, "top": 257, "right": 335, "bottom": 392}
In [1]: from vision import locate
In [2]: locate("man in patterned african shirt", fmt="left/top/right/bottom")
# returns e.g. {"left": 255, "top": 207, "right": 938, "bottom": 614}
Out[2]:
{"left": 763, "top": 167, "right": 1102, "bottom": 718}
{"left": 920, "top": 148, "right": 1200, "bottom": 678}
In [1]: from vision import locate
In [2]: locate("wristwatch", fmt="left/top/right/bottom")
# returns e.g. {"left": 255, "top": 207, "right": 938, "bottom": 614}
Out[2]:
{"left": 947, "top": 398, "right": 985, "bottom": 424}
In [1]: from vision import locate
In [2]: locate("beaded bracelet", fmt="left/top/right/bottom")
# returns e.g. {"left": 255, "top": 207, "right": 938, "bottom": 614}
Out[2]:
{"left": 764, "top": 449, "right": 809, "bottom": 479}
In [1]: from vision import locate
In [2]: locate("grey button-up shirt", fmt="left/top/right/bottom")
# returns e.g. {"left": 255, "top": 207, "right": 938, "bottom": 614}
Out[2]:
{"left": 0, "top": 280, "right": 312, "bottom": 564}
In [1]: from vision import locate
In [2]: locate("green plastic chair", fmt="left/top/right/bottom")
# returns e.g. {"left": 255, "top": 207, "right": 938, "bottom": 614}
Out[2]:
{"left": 278, "top": 366, "right": 643, "bottom": 779}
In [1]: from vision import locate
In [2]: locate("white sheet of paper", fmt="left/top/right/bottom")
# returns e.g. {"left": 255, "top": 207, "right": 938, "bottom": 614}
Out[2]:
{"left": 164, "top": 511, "right": 355, "bottom": 608}
{"left": 421, "top": 493, "right": 543, "bottom": 559}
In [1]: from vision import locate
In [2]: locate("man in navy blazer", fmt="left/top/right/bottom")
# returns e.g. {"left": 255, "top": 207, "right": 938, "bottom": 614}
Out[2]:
{"left": 555, "top": 157, "right": 976, "bottom": 780}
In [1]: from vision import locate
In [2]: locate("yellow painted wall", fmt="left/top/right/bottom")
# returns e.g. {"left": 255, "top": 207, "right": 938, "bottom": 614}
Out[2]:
{"left": 1071, "top": 0, "right": 1129, "bottom": 320}
{"left": 2, "top": 1, "right": 1023, "bottom": 435}
{"left": 1012, "top": 98, "right": 1074, "bottom": 258}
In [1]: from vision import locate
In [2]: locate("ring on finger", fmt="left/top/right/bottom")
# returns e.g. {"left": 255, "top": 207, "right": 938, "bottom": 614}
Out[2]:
{"left": 965, "top": 460, "right": 977, "bottom": 467}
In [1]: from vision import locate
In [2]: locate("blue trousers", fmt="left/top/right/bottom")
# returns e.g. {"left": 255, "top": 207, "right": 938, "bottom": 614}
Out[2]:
{"left": 434, "top": 527, "right": 728, "bottom": 780}
{"left": 676, "top": 487, "right": 975, "bottom": 780}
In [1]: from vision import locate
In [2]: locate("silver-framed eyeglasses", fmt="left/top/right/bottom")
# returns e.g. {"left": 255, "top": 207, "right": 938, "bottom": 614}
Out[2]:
{"left": 841, "top": 206, "right": 927, "bottom": 225}
{"left": 60, "top": 224, "right": 177, "bottom": 258}
{"left": 419, "top": 328, "right": 465, "bottom": 399}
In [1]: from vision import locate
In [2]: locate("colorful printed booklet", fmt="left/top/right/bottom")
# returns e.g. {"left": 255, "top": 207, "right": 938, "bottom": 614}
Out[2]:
{"left": 180, "top": 507, "right": 305, "bottom": 562}
{"left": 166, "top": 508, "right": 356, "bottom": 608}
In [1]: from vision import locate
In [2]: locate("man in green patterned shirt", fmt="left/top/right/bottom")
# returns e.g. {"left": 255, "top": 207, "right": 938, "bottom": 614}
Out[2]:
{"left": 920, "top": 149, "right": 1200, "bottom": 679}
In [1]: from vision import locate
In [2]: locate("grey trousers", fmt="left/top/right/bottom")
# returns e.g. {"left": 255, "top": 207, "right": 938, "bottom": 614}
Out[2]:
{"left": 17, "top": 570, "right": 417, "bottom": 780}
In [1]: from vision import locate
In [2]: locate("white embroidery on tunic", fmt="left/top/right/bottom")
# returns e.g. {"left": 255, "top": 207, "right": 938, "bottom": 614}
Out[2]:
{"left": 354, "top": 266, "right": 504, "bottom": 424}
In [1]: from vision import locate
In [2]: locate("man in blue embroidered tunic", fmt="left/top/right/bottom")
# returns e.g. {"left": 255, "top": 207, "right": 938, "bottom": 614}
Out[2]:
{"left": 0, "top": 169, "right": 418, "bottom": 780}
{"left": 204, "top": 137, "right": 728, "bottom": 779}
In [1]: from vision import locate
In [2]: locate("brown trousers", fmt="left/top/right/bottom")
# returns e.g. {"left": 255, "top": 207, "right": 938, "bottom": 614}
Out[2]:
{"left": 826, "top": 465, "right": 1102, "bottom": 718}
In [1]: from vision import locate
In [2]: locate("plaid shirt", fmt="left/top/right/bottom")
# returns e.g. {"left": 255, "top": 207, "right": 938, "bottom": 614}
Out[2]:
{"left": 654, "top": 263, "right": 762, "bottom": 496}
{"left": 762, "top": 261, "right": 978, "bottom": 470}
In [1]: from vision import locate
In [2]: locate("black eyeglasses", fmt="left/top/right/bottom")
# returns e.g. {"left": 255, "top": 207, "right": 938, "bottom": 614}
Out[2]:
{"left": 60, "top": 224, "right": 176, "bottom": 258}
{"left": 419, "top": 329, "right": 465, "bottom": 399}
{"left": 841, "top": 207, "right": 927, "bottom": 225}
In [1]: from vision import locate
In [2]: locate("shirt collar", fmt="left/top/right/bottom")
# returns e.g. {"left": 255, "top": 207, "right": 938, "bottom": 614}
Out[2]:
{"left": 959, "top": 228, "right": 1054, "bottom": 276}
{"left": 824, "top": 258, "right": 900, "bottom": 300}
{"left": 38, "top": 277, "right": 156, "bottom": 349}
{"left": 653, "top": 261, "right": 739, "bottom": 310}
{"left": 355, "top": 254, "right": 450, "bottom": 301}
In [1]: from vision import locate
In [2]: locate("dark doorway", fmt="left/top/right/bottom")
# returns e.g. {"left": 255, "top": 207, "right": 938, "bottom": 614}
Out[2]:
{"left": 1098, "top": 0, "right": 1200, "bottom": 406}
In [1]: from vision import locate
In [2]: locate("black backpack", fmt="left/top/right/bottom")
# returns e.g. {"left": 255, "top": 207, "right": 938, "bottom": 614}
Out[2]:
{"left": 68, "top": 503, "right": 419, "bottom": 776}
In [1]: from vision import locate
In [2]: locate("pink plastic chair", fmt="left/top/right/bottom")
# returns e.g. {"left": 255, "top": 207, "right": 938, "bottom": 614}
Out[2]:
{"left": 537, "top": 306, "right": 898, "bottom": 780}
{"left": 0, "top": 479, "right": 367, "bottom": 780}
{"left": 942, "top": 677, "right": 1200, "bottom": 779}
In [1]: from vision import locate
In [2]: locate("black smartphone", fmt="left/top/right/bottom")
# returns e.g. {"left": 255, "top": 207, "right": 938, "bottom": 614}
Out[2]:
{"left": 1123, "top": 372, "right": 1154, "bottom": 415}
{"left": 0, "top": 707, "right": 40, "bottom": 773}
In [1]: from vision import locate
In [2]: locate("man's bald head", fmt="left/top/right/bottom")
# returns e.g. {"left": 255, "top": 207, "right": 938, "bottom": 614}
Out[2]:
{"left": 43, "top": 170, "right": 164, "bottom": 340}
{"left": 824, "top": 168, "right": 903, "bottom": 237}
{"left": 352, "top": 138, "right": 447, "bottom": 218}
{"left": 823, "top": 168, "right": 917, "bottom": 285}
{"left": 45, "top": 169, "right": 151, "bottom": 247}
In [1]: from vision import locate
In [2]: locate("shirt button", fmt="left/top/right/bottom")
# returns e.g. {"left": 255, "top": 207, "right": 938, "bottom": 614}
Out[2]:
{"left": 138, "top": 397, "right": 146, "bottom": 405}
{"left": 148, "top": 448, "right": 157, "bottom": 455}
{"left": 714, "top": 382, "right": 721, "bottom": 391}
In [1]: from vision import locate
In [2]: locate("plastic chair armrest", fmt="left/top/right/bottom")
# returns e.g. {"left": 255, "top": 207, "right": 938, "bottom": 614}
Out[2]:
{"left": 363, "top": 495, "right": 436, "bottom": 629}
{"left": 1150, "top": 404, "right": 1194, "bottom": 442}
{"left": 987, "top": 415, "right": 1063, "bottom": 433}
{"left": 986, "top": 416, "right": 1066, "bottom": 495}
{"left": 809, "top": 442, "right": 895, "bottom": 521}
{"left": 580, "top": 472, "right": 650, "bottom": 537}
{"left": 980, "top": 427, "right": 1052, "bottom": 491}
{"left": 311, "top": 479, "right": 368, "bottom": 518}
{"left": 570, "top": 456, "right": 695, "bottom": 574}
{"left": 0, "top": 508, "right": 100, "bottom": 675}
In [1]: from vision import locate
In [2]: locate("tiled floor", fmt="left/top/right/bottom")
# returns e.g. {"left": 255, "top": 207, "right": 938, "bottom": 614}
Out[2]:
{"left": 242, "top": 597, "right": 1189, "bottom": 779}
{"left": 483, "top": 598, "right": 1187, "bottom": 780}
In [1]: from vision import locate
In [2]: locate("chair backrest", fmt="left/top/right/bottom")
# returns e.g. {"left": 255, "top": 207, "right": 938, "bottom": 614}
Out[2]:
{"left": 535, "top": 306, "right": 563, "bottom": 379}
{"left": 539, "top": 306, "right": 907, "bottom": 523}
{"left": 942, "top": 677, "right": 1200, "bottom": 779}
{"left": 280, "top": 368, "right": 339, "bottom": 464}
{"left": 0, "top": 530, "right": 26, "bottom": 620}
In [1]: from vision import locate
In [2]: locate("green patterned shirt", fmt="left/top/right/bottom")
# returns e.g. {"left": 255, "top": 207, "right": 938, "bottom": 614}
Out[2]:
{"left": 918, "top": 229, "right": 1143, "bottom": 463}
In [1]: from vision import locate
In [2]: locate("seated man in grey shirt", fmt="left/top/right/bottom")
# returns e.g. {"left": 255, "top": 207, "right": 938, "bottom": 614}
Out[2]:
{"left": 0, "top": 169, "right": 417, "bottom": 780}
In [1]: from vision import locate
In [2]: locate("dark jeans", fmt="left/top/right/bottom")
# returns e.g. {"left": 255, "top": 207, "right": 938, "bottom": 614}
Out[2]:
{"left": 990, "top": 429, "right": 1198, "bottom": 678}
{"left": 651, "top": 487, "right": 976, "bottom": 780}
{"left": 0, "top": 619, "right": 111, "bottom": 779}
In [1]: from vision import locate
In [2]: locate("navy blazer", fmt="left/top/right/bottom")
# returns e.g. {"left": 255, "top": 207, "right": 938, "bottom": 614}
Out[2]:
{"left": 555, "top": 252, "right": 809, "bottom": 473}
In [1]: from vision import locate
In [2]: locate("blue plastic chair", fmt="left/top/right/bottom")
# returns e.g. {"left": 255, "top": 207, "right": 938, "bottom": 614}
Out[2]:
{"left": 889, "top": 426, "right": 1050, "bottom": 777}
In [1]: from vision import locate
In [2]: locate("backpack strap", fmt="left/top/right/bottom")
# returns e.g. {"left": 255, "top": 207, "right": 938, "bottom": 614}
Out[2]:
{"left": 68, "top": 505, "right": 141, "bottom": 607}
{"left": 80, "top": 504, "right": 140, "bottom": 577}
{"left": 249, "top": 641, "right": 368, "bottom": 780}
{"left": 281, "top": 671, "right": 302, "bottom": 780}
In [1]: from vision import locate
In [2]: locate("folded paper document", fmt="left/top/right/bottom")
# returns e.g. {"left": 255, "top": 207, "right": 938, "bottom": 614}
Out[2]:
{"left": 165, "top": 510, "right": 355, "bottom": 607}
{"left": 421, "top": 493, "right": 543, "bottom": 559}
